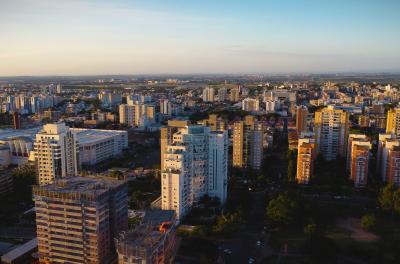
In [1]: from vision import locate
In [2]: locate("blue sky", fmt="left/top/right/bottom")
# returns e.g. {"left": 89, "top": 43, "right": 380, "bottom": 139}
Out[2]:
{"left": 0, "top": 0, "right": 399, "bottom": 75}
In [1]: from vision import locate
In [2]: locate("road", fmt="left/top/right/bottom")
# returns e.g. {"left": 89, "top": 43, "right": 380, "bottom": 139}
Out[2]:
{"left": 219, "top": 191, "right": 273, "bottom": 264}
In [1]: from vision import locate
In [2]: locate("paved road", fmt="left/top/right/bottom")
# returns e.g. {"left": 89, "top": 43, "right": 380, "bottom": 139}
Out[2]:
{"left": 219, "top": 191, "right": 273, "bottom": 264}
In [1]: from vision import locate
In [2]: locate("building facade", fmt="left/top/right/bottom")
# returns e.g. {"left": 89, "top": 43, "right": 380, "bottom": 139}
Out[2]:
{"left": 314, "top": 105, "right": 349, "bottom": 160}
{"left": 33, "top": 177, "right": 128, "bottom": 264}
{"left": 34, "top": 123, "right": 78, "bottom": 186}
{"left": 161, "top": 125, "right": 228, "bottom": 220}
{"left": 232, "top": 116, "right": 263, "bottom": 170}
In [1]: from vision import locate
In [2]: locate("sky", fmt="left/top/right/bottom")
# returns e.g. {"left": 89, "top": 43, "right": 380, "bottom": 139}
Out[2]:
{"left": 1, "top": 0, "right": 400, "bottom": 76}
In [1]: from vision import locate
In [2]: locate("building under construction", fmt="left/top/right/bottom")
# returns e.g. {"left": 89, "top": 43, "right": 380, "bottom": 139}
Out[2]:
{"left": 115, "top": 210, "right": 177, "bottom": 264}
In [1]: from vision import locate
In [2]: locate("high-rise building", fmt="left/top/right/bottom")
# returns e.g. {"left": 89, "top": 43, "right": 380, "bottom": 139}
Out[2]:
{"left": 386, "top": 107, "right": 400, "bottom": 135}
{"left": 296, "top": 137, "right": 316, "bottom": 184}
{"left": 119, "top": 104, "right": 135, "bottom": 127}
{"left": 218, "top": 87, "right": 228, "bottom": 102}
{"left": 314, "top": 105, "right": 349, "bottom": 160}
{"left": 377, "top": 133, "right": 397, "bottom": 174}
{"left": 347, "top": 134, "right": 368, "bottom": 172}
{"left": 160, "top": 99, "right": 172, "bottom": 116}
{"left": 34, "top": 123, "right": 78, "bottom": 186}
{"left": 350, "top": 141, "right": 371, "bottom": 188}
{"left": 229, "top": 88, "right": 240, "bottom": 102}
{"left": 385, "top": 145, "right": 400, "bottom": 186}
{"left": 377, "top": 134, "right": 400, "bottom": 185}
{"left": 161, "top": 125, "right": 228, "bottom": 220}
{"left": 13, "top": 112, "right": 21, "bottom": 129}
{"left": 232, "top": 115, "right": 263, "bottom": 170}
{"left": 358, "top": 115, "right": 370, "bottom": 128}
{"left": 296, "top": 106, "right": 308, "bottom": 132}
{"left": 119, "top": 101, "right": 156, "bottom": 128}
{"left": 160, "top": 120, "right": 190, "bottom": 170}
{"left": 202, "top": 86, "right": 215, "bottom": 102}
{"left": 56, "top": 83, "right": 62, "bottom": 94}
{"left": 33, "top": 177, "right": 128, "bottom": 264}
{"left": 242, "top": 98, "right": 260, "bottom": 112}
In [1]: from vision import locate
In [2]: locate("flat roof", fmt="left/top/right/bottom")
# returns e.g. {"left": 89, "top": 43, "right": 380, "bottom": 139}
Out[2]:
{"left": 33, "top": 176, "right": 126, "bottom": 200}
{"left": 1, "top": 238, "right": 37, "bottom": 263}
{"left": 70, "top": 128, "right": 126, "bottom": 144}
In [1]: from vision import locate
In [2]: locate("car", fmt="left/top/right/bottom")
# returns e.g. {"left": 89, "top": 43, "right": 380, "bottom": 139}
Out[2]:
{"left": 248, "top": 257, "right": 255, "bottom": 263}
{"left": 256, "top": 240, "right": 261, "bottom": 246}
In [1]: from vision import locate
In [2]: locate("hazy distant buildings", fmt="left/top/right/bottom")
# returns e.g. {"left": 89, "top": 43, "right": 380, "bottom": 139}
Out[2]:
{"left": 218, "top": 87, "right": 228, "bottom": 102}
{"left": 202, "top": 86, "right": 215, "bottom": 102}
{"left": 242, "top": 98, "right": 260, "bottom": 112}
{"left": 229, "top": 88, "right": 240, "bottom": 102}
{"left": 34, "top": 123, "right": 78, "bottom": 186}
{"left": 119, "top": 99, "right": 156, "bottom": 129}
{"left": 33, "top": 177, "right": 128, "bottom": 263}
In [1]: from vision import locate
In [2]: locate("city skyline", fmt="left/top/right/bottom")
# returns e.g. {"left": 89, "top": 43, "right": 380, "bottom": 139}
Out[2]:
{"left": 1, "top": 0, "right": 400, "bottom": 76}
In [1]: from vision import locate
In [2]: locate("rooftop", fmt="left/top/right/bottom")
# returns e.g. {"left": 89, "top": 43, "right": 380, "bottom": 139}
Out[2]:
{"left": 33, "top": 176, "right": 126, "bottom": 200}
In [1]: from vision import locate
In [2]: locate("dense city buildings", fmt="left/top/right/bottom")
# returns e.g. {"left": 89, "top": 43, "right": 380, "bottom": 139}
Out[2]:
{"left": 161, "top": 124, "right": 228, "bottom": 220}
{"left": 232, "top": 115, "right": 263, "bottom": 170}
{"left": 314, "top": 105, "right": 349, "bottom": 160}
{"left": 33, "top": 177, "right": 128, "bottom": 264}
{"left": 34, "top": 123, "right": 78, "bottom": 186}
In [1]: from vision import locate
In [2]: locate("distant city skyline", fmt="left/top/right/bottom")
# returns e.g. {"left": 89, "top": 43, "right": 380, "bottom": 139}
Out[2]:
{"left": 1, "top": 0, "right": 400, "bottom": 76}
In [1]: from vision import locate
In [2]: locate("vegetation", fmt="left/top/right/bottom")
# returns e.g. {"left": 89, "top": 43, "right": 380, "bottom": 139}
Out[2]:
{"left": 378, "top": 183, "right": 400, "bottom": 215}
{"left": 361, "top": 214, "right": 376, "bottom": 230}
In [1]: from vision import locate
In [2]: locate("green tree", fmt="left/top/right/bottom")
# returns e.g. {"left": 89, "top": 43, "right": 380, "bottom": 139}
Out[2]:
{"left": 12, "top": 165, "right": 36, "bottom": 204}
{"left": 361, "top": 214, "right": 376, "bottom": 230}
{"left": 378, "top": 183, "right": 400, "bottom": 215}
{"left": 267, "top": 192, "right": 302, "bottom": 225}
{"left": 304, "top": 223, "right": 317, "bottom": 237}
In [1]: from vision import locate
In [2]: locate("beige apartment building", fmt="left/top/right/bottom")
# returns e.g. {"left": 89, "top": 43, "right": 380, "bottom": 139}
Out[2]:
{"left": 296, "top": 137, "right": 316, "bottom": 184}
{"left": 232, "top": 115, "right": 263, "bottom": 170}
{"left": 314, "top": 105, "right": 349, "bottom": 160}
{"left": 386, "top": 107, "right": 400, "bottom": 136}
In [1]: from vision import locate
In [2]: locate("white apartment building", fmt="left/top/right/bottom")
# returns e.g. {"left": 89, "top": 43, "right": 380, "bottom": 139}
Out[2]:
{"left": 119, "top": 104, "right": 136, "bottom": 127}
{"left": 218, "top": 87, "right": 228, "bottom": 102}
{"left": 34, "top": 123, "right": 78, "bottom": 186}
{"left": 161, "top": 125, "right": 228, "bottom": 220}
{"left": 242, "top": 98, "right": 260, "bottom": 112}
{"left": 70, "top": 128, "right": 128, "bottom": 166}
{"left": 119, "top": 100, "right": 156, "bottom": 129}
{"left": 202, "top": 87, "right": 215, "bottom": 102}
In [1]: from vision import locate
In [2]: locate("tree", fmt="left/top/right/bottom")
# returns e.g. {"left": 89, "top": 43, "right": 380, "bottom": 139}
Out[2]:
{"left": 267, "top": 192, "right": 302, "bottom": 225}
{"left": 304, "top": 223, "right": 317, "bottom": 237}
{"left": 361, "top": 214, "right": 376, "bottom": 230}
{"left": 12, "top": 165, "right": 36, "bottom": 204}
{"left": 378, "top": 183, "right": 400, "bottom": 215}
